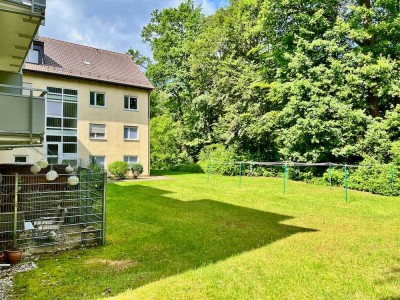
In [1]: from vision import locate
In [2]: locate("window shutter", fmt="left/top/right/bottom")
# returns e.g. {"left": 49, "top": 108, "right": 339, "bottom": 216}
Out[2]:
{"left": 90, "top": 124, "right": 106, "bottom": 134}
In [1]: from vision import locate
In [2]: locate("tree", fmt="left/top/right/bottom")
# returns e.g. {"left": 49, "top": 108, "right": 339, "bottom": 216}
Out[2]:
{"left": 127, "top": 48, "right": 151, "bottom": 69}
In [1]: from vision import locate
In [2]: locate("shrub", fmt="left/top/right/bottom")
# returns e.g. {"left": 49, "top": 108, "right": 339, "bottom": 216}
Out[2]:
{"left": 390, "top": 141, "right": 400, "bottom": 165}
{"left": 322, "top": 168, "right": 344, "bottom": 186}
{"left": 170, "top": 163, "right": 204, "bottom": 173}
{"left": 130, "top": 163, "right": 144, "bottom": 177}
{"left": 198, "top": 144, "right": 243, "bottom": 176}
{"left": 348, "top": 157, "right": 399, "bottom": 196}
{"left": 108, "top": 161, "right": 129, "bottom": 179}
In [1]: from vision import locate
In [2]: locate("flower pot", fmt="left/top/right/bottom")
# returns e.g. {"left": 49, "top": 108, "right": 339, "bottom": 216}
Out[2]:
{"left": 0, "top": 252, "right": 4, "bottom": 263}
{"left": 7, "top": 249, "right": 22, "bottom": 264}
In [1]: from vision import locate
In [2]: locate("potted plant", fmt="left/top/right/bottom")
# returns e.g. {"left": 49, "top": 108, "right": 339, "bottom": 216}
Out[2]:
{"left": 6, "top": 208, "right": 24, "bottom": 264}
{"left": 130, "top": 163, "right": 144, "bottom": 179}
{"left": 7, "top": 246, "right": 22, "bottom": 265}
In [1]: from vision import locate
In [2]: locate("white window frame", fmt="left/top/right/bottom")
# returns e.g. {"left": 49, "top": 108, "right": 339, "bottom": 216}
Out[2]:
{"left": 90, "top": 91, "right": 106, "bottom": 108}
{"left": 14, "top": 155, "right": 28, "bottom": 163}
{"left": 124, "top": 156, "right": 138, "bottom": 164}
{"left": 124, "top": 96, "right": 139, "bottom": 111}
{"left": 124, "top": 126, "right": 139, "bottom": 141}
{"left": 45, "top": 87, "right": 79, "bottom": 164}
{"left": 89, "top": 123, "right": 106, "bottom": 140}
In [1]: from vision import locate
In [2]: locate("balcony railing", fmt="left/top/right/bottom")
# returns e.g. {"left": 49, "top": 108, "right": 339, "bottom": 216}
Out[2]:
{"left": 0, "top": 83, "right": 47, "bottom": 147}
{"left": 5, "top": 0, "right": 46, "bottom": 15}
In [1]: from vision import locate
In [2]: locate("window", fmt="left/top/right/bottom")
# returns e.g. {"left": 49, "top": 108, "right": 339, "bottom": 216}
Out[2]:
{"left": 14, "top": 156, "right": 27, "bottom": 163}
{"left": 90, "top": 92, "right": 106, "bottom": 107}
{"left": 89, "top": 156, "right": 106, "bottom": 168}
{"left": 47, "top": 117, "right": 62, "bottom": 128}
{"left": 63, "top": 103, "right": 77, "bottom": 118}
{"left": 26, "top": 49, "right": 39, "bottom": 64}
{"left": 124, "top": 156, "right": 138, "bottom": 164}
{"left": 124, "top": 96, "right": 138, "bottom": 110}
{"left": 124, "top": 126, "right": 138, "bottom": 140}
{"left": 26, "top": 41, "right": 44, "bottom": 64}
{"left": 63, "top": 144, "right": 77, "bottom": 154}
{"left": 89, "top": 124, "right": 106, "bottom": 140}
{"left": 46, "top": 135, "right": 62, "bottom": 142}
{"left": 47, "top": 101, "right": 62, "bottom": 117}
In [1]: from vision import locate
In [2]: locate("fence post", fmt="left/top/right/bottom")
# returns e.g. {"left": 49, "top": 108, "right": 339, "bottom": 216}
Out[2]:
{"left": 283, "top": 163, "right": 288, "bottom": 195}
{"left": 14, "top": 173, "right": 18, "bottom": 248}
{"left": 207, "top": 162, "right": 211, "bottom": 183}
{"left": 239, "top": 162, "right": 243, "bottom": 188}
{"left": 390, "top": 164, "right": 394, "bottom": 190}
{"left": 102, "top": 172, "right": 107, "bottom": 246}
{"left": 329, "top": 163, "right": 332, "bottom": 189}
{"left": 344, "top": 165, "right": 348, "bottom": 203}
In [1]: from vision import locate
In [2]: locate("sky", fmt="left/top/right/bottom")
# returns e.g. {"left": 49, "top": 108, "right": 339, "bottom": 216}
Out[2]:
{"left": 41, "top": 0, "right": 226, "bottom": 57}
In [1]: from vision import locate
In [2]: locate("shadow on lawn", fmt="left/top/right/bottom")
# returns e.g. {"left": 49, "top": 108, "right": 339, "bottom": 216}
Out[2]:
{"left": 12, "top": 183, "right": 317, "bottom": 300}
{"left": 105, "top": 184, "right": 317, "bottom": 291}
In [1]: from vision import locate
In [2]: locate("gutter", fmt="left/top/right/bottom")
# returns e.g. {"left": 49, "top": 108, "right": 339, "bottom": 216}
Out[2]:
{"left": 22, "top": 69, "right": 154, "bottom": 92}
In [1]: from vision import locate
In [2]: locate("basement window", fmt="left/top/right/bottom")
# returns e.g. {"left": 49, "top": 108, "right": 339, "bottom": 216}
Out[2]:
{"left": 14, "top": 156, "right": 28, "bottom": 163}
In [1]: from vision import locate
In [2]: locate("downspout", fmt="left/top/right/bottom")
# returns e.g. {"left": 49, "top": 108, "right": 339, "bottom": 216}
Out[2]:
{"left": 148, "top": 91, "right": 151, "bottom": 176}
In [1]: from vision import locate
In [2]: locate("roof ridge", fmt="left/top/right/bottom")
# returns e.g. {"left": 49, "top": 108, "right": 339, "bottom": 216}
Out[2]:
{"left": 39, "top": 36, "right": 131, "bottom": 57}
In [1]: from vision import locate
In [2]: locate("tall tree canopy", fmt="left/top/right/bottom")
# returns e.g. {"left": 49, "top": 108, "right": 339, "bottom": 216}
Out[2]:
{"left": 139, "top": 0, "right": 400, "bottom": 167}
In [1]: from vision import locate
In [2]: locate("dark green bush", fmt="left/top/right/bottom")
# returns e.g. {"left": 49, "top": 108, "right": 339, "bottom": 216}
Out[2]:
{"left": 170, "top": 163, "right": 204, "bottom": 173}
{"left": 108, "top": 161, "right": 129, "bottom": 179}
{"left": 130, "top": 163, "right": 144, "bottom": 176}
{"left": 348, "top": 157, "right": 399, "bottom": 196}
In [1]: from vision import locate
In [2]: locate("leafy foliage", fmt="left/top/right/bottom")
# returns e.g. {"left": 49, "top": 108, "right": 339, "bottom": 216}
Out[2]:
{"left": 130, "top": 163, "right": 144, "bottom": 176}
{"left": 150, "top": 115, "right": 189, "bottom": 169}
{"left": 108, "top": 161, "right": 129, "bottom": 180}
{"left": 141, "top": 0, "right": 400, "bottom": 191}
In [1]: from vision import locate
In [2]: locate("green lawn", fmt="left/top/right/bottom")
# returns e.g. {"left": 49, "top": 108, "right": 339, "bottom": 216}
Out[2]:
{"left": 13, "top": 172, "right": 400, "bottom": 299}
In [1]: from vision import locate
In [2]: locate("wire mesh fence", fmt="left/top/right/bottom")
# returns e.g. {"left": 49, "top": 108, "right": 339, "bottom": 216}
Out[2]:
{"left": 0, "top": 169, "right": 106, "bottom": 253}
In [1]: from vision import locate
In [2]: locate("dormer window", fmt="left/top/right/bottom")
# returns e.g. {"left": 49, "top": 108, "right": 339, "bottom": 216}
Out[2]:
{"left": 26, "top": 49, "right": 39, "bottom": 64}
{"left": 26, "top": 41, "right": 44, "bottom": 64}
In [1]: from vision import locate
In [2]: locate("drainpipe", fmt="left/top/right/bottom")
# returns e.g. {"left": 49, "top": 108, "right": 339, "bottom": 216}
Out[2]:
{"left": 147, "top": 91, "right": 151, "bottom": 176}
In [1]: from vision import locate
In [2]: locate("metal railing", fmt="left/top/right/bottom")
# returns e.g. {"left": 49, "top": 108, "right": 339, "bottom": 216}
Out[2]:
{"left": 0, "top": 170, "right": 106, "bottom": 253}
{"left": 5, "top": 0, "right": 46, "bottom": 15}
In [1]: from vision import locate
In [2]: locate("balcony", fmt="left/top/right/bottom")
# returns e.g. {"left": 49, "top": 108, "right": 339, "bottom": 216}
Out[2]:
{"left": 0, "top": 0, "right": 46, "bottom": 73}
{"left": 0, "top": 83, "right": 46, "bottom": 148}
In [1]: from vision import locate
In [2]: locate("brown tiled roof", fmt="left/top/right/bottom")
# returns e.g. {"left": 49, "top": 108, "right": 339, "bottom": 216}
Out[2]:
{"left": 23, "top": 37, "right": 153, "bottom": 90}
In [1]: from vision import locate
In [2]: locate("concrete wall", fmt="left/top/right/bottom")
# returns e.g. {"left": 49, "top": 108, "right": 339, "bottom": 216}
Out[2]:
{"left": 0, "top": 73, "right": 151, "bottom": 175}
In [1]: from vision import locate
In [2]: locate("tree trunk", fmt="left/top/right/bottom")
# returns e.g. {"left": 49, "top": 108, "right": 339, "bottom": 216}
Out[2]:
{"left": 367, "top": 93, "right": 380, "bottom": 117}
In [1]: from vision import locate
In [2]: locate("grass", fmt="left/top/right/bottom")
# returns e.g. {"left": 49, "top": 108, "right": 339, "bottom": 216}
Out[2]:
{"left": 12, "top": 171, "right": 400, "bottom": 299}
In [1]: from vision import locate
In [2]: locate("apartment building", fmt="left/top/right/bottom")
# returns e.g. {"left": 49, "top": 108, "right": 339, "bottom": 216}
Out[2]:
{"left": 1, "top": 37, "right": 153, "bottom": 175}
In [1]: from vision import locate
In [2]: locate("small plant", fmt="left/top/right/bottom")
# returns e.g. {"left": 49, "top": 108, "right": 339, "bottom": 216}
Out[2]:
{"left": 130, "top": 163, "right": 144, "bottom": 179}
{"left": 108, "top": 161, "right": 129, "bottom": 180}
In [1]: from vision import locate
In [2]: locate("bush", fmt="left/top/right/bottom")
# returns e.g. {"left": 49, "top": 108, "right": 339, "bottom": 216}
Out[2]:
{"left": 390, "top": 141, "right": 400, "bottom": 165}
{"left": 321, "top": 168, "right": 344, "bottom": 186}
{"left": 198, "top": 144, "right": 243, "bottom": 176}
{"left": 130, "top": 163, "right": 144, "bottom": 177}
{"left": 348, "top": 157, "right": 399, "bottom": 196}
{"left": 170, "top": 163, "right": 204, "bottom": 173}
{"left": 108, "top": 161, "right": 129, "bottom": 179}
